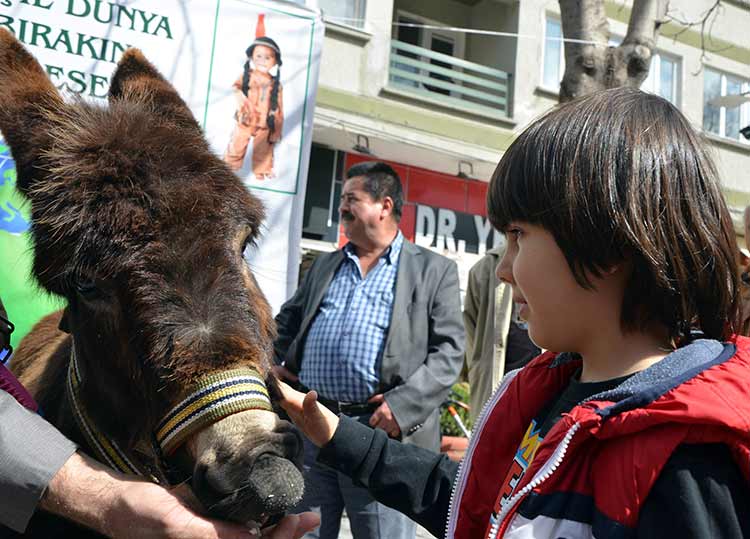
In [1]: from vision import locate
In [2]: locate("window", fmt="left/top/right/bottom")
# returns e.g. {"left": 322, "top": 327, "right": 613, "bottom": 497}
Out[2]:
{"left": 392, "top": 12, "right": 466, "bottom": 97}
{"left": 703, "top": 68, "right": 750, "bottom": 142}
{"left": 395, "top": 12, "right": 465, "bottom": 57}
{"left": 302, "top": 145, "right": 344, "bottom": 242}
{"left": 542, "top": 16, "right": 681, "bottom": 107}
{"left": 318, "top": 0, "right": 366, "bottom": 29}
{"left": 640, "top": 53, "right": 680, "bottom": 105}
{"left": 542, "top": 17, "right": 563, "bottom": 90}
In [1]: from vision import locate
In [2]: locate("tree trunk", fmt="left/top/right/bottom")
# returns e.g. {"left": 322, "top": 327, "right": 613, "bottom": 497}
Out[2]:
{"left": 558, "top": 0, "right": 667, "bottom": 102}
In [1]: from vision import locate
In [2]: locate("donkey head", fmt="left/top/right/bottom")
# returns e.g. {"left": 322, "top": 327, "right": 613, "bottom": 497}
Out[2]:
{"left": 0, "top": 30, "right": 303, "bottom": 523}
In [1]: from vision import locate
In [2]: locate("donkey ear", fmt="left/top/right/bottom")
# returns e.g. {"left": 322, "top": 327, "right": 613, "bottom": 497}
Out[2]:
{"left": 109, "top": 48, "right": 202, "bottom": 133}
{"left": 0, "top": 29, "right": 65, "bottom": 196}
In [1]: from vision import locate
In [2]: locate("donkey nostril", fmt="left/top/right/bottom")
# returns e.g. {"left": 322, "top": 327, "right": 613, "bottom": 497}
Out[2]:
{"left": 194, "top": 462, "right": 233, "bottom": 498}
{"left": 192, "top": 463, "right": 208, "bottom": 494}
{"left": 192, "top": 464, "right": 215, "bottom": 513}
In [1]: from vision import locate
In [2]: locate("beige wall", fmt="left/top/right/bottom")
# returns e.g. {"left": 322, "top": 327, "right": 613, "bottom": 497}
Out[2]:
{"left": 317, "top": 0, "right": 395, "bottom": 97}
{"left": 318, "top": 33, "right": 365, "bottom": 94}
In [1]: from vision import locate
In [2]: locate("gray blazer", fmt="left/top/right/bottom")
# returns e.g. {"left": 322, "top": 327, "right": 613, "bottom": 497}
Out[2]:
{"left": 274, "top": 240, "right": 465, "bottom": 451}
{"left": 0, "top": 390, "right": 77, "bottom": 532}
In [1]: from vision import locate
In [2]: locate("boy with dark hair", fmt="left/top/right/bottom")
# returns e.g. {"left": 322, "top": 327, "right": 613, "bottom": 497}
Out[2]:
{"left": 280, "top": 88, "right": 750, "bottom": 539}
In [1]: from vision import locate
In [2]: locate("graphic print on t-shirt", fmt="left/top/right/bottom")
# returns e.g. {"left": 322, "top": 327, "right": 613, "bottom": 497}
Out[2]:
{"left": 486, "top": 419, "right": 543, "bottom": 535}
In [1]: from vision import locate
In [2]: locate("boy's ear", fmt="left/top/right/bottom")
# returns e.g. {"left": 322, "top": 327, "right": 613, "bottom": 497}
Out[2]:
{"left": 0, "top": 28, "right": 66, "bottom": 196}
{"left": 108, "top": 48, "right": 202, "bottom": 134}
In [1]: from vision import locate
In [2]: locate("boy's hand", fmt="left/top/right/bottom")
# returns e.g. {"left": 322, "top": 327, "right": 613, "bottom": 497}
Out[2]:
{"left": 271, "top": 365, "right": 298, "bottom": 383}
{"left": 277, "top": 382, "right": 338, "bottom": 447}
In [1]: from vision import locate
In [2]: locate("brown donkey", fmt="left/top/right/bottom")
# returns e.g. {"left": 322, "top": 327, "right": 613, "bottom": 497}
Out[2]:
{"left": 0, "top": 30, "right": 303, "bottom": 536}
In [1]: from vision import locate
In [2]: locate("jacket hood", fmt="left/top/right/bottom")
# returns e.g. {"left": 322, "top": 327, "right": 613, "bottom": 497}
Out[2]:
{"left": 558, "top": 337, "right": 750, "bottom": 441}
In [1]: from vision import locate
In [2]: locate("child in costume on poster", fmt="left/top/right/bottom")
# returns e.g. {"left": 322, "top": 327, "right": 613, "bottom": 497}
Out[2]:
{"left": 224, "top": 14, "right": 284, "bottom": 179}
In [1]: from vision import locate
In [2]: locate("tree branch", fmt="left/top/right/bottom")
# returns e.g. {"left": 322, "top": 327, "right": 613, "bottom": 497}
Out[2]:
{"left": 615, "top": 0, "right": 666, "bottom": 86}
{"left": 558, "top": 0, "right": 610, "bottom": 101}
{"left": 663, "top": 0, "right": 727, "bottom": 66}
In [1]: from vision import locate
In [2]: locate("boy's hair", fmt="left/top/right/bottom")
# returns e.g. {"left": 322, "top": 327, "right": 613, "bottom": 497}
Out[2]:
{"left": 488, "top": 87, "right": 740, "bottom": 342}
{"left": 346, "top": 161, "right": 404, "bottom": 222}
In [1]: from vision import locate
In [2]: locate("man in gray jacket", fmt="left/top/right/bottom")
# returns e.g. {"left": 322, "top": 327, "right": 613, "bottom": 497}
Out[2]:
{"left": 273, "top": 161, "right": 464, "bottom": 539}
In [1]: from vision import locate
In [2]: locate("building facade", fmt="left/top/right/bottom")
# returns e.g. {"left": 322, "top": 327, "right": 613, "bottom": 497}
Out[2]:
{"left": 298, "top": 0, "right": 750, "bottom": 293}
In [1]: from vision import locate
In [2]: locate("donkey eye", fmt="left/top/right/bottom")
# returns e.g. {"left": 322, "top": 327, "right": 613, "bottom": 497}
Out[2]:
{"left": 240, "top": 224, "right": 258, "bottom": 253}
{"left": 241, "top": 235, "right": 254, "bottom": 257}
{"left": 75, "top": 279, "right": 101, "bottom": 300}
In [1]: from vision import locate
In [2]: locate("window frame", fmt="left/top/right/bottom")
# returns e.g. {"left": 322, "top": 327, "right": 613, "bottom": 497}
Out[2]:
{"left": 540, "top": 14, "right": 565, "bottom": 93}
{"left": 395, "top": 9, "right": 467, "bottom": 60}
{"left": 318, "top": 0, "right": 367, "bottom": 30}
{"left": 702, "top": 66, "right": 750, "bottom": 144}
{"left": 640, "top": 50, "right": 682, "bottom": 108}
{"left": 393, "top": 10, "right": 467, "bottom": 98}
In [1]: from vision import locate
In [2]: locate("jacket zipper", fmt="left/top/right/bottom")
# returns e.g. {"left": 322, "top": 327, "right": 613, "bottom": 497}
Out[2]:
{"left": 444, "top": 368, "right": 523, "bottom": 539}
{"left": 486, "top": 422, "right": 581, "bottom": 539}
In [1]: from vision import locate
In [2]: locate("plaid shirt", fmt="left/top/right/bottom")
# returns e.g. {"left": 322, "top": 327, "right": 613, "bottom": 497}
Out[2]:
{"left": 299, "top": 231, "right": 404, "bottom": 402}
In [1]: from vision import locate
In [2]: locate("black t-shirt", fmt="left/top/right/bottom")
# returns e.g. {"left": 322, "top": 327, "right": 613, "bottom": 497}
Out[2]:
{"left": 534, "top": 368, "right": 633, "bottom": 438}
{"left": 529, "top": 368, "right": 750, "bottom": 538}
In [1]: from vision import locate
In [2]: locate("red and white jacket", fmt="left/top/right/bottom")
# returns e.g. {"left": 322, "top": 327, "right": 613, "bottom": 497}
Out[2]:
{"left": 447, "top": 337, "right": 750, "bottom": 539}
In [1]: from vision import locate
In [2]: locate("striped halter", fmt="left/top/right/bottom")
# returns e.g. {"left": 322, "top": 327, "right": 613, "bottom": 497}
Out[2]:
{"left": 66, "top": 346, "right": 273, "bottom": 477}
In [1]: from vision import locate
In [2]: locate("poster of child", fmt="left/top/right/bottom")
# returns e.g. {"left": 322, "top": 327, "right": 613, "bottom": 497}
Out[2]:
{"left": 224, "top": 14, "right": 284, "bottom": 179}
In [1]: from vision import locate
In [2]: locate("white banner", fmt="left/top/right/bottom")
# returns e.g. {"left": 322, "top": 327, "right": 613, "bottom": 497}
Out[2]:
{"left": 0, "top": 0, "right": 323, "bottom": 313}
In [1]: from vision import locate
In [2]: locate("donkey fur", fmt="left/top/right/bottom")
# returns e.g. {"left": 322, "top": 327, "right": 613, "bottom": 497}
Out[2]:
{"left": 0, "top": 29, "right": 302, "bottom": 537}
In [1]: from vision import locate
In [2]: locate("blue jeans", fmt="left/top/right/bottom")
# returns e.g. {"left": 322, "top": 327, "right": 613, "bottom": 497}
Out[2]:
{"left": 295, "top": 423, "right": 417, "bottom": 539}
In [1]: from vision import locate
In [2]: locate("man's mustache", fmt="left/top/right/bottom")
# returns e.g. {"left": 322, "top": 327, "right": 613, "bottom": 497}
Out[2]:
{"left": 341, "top": 212, "right": 354, "bottom": 222}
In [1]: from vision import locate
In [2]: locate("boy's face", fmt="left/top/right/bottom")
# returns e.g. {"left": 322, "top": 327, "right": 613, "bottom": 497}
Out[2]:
{"left": 496, "top": 222, "right": 627, "bottom": 355}
{"left": 251, "top": 45, "right": 277, "bottom": 73}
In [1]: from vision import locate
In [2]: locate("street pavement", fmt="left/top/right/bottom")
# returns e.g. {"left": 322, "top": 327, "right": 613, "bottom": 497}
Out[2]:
{"left": 338, "top": 512, "right": 435, "bottom": 538}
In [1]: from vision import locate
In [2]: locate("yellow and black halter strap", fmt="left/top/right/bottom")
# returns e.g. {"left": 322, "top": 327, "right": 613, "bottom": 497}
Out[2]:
{"left": 66, "top": 346, "right": 273, "bottom": 476}
{"left": 155, "top": 367, "right": 272, "bottom": 456}
{"left": 66, "top": 348, "right": 148, "bottom": 476}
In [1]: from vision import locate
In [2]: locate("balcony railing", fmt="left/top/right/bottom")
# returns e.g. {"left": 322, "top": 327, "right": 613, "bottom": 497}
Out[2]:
{"left": 388, "top": 40, "right": 511, "bottom": 119}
